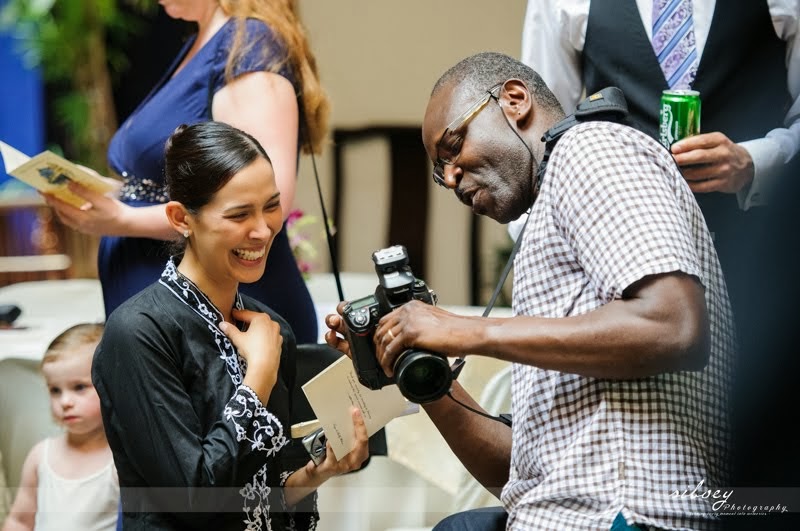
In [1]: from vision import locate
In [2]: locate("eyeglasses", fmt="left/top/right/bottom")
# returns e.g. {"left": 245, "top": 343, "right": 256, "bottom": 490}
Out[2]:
{"left": 432, "top": 83, "right": 503, "bottom": 188}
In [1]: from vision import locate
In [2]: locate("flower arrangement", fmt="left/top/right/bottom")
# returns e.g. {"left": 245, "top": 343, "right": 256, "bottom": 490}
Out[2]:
{"left": 285, "top": 209, "right": 323, "bottom": 279}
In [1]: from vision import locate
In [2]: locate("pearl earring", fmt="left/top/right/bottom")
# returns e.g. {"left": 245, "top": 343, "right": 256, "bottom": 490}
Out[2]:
{"left": 184, "top": 230, "right": 190, "bottom": 238}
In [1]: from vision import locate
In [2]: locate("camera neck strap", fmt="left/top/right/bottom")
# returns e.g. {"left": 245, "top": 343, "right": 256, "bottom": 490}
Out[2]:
{"left": 304, "top": 87, "right": 626, "bottom": 306}
{"left": 452, "top": 87, "right": 630, "bottom": 377}
{"left": 301, "top": 116, "right": 345, "bottom": 302}
{"left": 304, "top": 86, "right": 628, "bottom": 372}
{"left": 447, "top": 206, "right": 533, "bottom": 381}
{"left": 446, "top": 87, "right": 630, "bottom": 422}
{"left": 485, "top": 87, "right": 629, "bottom": 314}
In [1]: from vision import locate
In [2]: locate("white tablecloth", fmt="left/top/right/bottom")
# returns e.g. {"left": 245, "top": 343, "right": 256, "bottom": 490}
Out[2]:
{"left": 0, "top": 279, "right": 105, "bottom": 361}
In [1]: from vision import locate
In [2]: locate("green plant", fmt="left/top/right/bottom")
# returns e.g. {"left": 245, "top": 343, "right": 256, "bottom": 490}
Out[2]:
{"left": 0, "top": 0, "right": 152, "bottom": 171}
{"left": 0, "top": 0, "right": 153, "bottom": 278}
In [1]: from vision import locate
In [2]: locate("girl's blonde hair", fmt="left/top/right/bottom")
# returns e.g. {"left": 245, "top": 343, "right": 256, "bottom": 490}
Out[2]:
{"left": 41, "top": 323, "right": 104, "bottom": 368}
{"left": 220, "top": 0, "right": 330, "bottom": 154}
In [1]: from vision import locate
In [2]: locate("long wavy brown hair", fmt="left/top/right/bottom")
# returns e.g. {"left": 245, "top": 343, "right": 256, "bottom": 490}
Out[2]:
{"left": 219, "top": 0, "right": 330, "bottom": 154}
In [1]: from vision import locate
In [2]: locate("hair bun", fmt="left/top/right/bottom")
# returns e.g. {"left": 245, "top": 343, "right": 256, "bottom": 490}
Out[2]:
{"left": 165, "top": 123, "right": 190, "bottom": 154}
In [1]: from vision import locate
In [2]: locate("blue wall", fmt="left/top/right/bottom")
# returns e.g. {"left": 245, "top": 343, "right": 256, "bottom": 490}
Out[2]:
{"left": 0, "top": 0, "right": 44, "bottom": 191}
{"left": 0, "top": 0, "right": 44, "bottom": 254}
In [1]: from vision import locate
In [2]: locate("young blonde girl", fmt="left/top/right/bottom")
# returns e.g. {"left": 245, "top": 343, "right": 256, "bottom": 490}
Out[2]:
{"left": 2, "top": 324, "right": 118, "bottom": 531}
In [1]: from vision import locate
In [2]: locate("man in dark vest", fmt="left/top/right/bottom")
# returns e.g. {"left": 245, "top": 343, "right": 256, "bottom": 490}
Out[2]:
{"left": 519, "top": 1, "right": 800, "bottom": 525}
{"left": 518, "top": 0, "right": 798, "bottom": 326}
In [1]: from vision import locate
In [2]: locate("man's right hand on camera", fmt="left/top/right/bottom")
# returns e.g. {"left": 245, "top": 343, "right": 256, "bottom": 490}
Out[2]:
{"left": 373, "top": 300, "right": 473, "bottom": 378}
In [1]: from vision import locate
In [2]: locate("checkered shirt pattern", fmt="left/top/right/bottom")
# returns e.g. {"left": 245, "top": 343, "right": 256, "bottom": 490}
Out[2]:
{"left": 502, "top": 122, "right": 736, "bottom": 530}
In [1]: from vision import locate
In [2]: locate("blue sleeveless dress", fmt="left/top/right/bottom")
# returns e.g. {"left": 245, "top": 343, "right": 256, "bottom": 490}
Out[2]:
{"left": 101, "top": 18, "right": 318, "bottom": 343}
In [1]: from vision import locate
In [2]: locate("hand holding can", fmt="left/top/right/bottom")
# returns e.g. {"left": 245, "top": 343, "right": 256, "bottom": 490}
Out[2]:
{"left": 659, "top": 89, "right": 701, "bottom": 148}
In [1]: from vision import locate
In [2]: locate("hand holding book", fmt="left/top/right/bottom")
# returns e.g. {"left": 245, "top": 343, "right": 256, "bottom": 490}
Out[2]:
{"left": 0, "top": 140, "right": 176, "bottom": 239}
{"left": 0, "top": 141, "right": 116, "bottom": 208}
{"left": 301, "top": 355, "right": 419, "bottom": 460}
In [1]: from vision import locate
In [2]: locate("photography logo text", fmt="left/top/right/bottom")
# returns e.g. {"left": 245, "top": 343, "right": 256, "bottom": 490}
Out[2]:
{"left": 670, "top": 479, "right": 788, "bottom": 515}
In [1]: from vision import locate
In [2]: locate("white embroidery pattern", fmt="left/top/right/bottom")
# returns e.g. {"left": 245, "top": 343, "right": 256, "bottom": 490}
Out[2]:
{"left": 159, "top": 258, "right": 246, "bottom": 385}
{"left": 278, "top": 471, "right": 318, "bottom": 531}
{"left": 159, "top": 259, "right": 289, "bottom": 530}
{"left": 241, "top": 465, "right": 272, "bottom": 531}
{"left": 226, "top": 385, "right": 287, "bottom": 456}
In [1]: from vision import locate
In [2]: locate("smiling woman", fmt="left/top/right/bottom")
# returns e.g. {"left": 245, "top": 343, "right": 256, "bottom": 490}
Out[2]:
{"left": 163, "top": 123, "right": 283, "bottom": 306}
{"left": 91, "top": 122, "right": 370, "bottom": 531}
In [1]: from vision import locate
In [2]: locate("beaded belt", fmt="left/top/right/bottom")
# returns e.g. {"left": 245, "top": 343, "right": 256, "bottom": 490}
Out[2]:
{"left": 118, "top": 173, "right": 169, "bottom": 204}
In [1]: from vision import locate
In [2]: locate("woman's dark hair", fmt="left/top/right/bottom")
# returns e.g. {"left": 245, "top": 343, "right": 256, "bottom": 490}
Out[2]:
{"left": 164, "top": 121, "right": 271, "bottom": 213}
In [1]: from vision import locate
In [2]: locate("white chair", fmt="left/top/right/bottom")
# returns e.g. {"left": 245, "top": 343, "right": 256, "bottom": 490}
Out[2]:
{"left": 0, "top": 357, "right": 60, "bottom": 525}
{"left": 451, "top": 365, "right": 512, "bottom": 513}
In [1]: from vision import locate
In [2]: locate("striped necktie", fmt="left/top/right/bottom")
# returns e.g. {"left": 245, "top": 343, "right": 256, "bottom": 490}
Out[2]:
{"left": 652, "top": 0, "right": 698, "bottom": 89}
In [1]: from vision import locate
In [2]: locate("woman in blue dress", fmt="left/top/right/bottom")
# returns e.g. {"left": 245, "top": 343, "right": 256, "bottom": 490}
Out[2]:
{"left": 43, "top": 0, "right": 326, "bottom": 343}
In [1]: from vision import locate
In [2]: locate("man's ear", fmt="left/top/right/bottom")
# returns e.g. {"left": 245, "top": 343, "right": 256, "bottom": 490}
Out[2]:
{"left": 165, "top": 201, "right": 191, "bottom": 237}
{"left": 499, "top": 79, "right": 533, "bottom": 127}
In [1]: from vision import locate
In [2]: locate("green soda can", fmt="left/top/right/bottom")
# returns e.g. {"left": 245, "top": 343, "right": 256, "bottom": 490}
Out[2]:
{"left": 659, "top": 89, "right": 701, "bottom": 148}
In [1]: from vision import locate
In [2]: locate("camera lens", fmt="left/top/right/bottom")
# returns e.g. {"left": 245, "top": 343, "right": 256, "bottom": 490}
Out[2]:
{"left": 394, "top": 350, "right": 452, "bottom": 404}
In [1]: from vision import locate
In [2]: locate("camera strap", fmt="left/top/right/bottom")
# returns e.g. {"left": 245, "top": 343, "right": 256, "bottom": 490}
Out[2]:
{"left": 213, "top": 79, "right": 346, "bottom": 302}
{"left": 302, "top": 120, "right": 346, "bottom": 302}
{"left": 463, "top": 88, "right": 630, "bottom": 365}
{"left": 447, "top": 87, "right": 630, "bottom": 423}
{"left": 447, "top": 206, "right": 534, "bottom": 382}
{"left": 304, "top": 87, "right": 627, "bottom": 306}
{"left": 303, "top": 88, "right": 627, "bottom": 382}
{"left": 480, "top": 87, "right": 628, "bottom": 318}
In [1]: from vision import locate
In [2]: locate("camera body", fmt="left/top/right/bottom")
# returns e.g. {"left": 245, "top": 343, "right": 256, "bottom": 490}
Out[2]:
{"left": 301, "top": 427, "right": 327, "bottom": 466}
{"left": 342, "top": 245, "right": 452, "bottom": 403}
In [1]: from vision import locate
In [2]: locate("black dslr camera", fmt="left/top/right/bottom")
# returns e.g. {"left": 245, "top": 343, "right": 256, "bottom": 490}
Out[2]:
{"left": 342, "top": 245, "right": 452, "bottom": 404}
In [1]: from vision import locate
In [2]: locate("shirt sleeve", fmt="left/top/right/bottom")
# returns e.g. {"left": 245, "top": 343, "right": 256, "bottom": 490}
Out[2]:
{"left": 211, "top": 18, "right": 296, "bottom": 94}
{"left": 548, "top": 123, "right": 704, "bottom": 302}
{"left": 736, "top": 4, "right": 800, "bottom": 209}
{"left": 275, "top": 439, "right": 320, "bottom": 530}
{"left": 521, "top": 0, "right": 588, "bottom": 114}
{"left": 93, "top": 307, "right": 289, "bottom": 525}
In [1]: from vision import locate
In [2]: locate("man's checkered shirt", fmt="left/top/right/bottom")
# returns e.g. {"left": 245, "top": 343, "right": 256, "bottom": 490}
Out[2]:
{"left": 502, "top": 121, "right": 736, "bottom": 530}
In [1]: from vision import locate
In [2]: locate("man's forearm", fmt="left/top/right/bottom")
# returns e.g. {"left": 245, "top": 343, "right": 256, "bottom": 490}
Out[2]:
{"left": 423, "top": 382, "right": 511, "bottom": 498}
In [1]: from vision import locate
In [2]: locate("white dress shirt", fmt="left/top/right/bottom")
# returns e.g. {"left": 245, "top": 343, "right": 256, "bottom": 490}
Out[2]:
{"left": 520, "top": 0, "right": 800, "bottom": 211}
